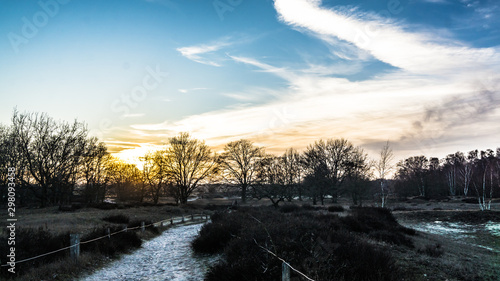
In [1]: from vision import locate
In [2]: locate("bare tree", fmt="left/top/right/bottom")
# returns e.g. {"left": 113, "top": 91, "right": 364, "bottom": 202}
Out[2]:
{"left": 281, "top": 148, "right": 303, "bottom": 201}
{"left": 303, "top": 138, "right": 358, "bottom": 204}
{"left": 345, "top": 147, "right": 371, "bottom": 206}
{"left": 395, "top": 156, "right": 429, "bottom": 197}
{"left": 375, "top": 141, "right": 394, "bottom": 207}
{"left": 460, "top": 150, "right": 477, "bottom": 197}
{"left": 221, "top": 139, "right": 264, "bottom": 203}
{"left": 81, "top": 138, "right": 111, "bottom": 203}
{"left": 473, "top": 150, "right": 496, "bottom": 211}
{"left": 164, "top": 133, "right": 218, "bottom": 204}
{"left": 11, "top": 111, "right": 88, "bottom": 206}
{"left": 142, "top": 150, "right": 170, "bottom": 204}
{"left": 254, "top": 155, "right": 287, "bottom": 207}
{"left": 107, "top": 158, "right": 143, "bottom": 202}
{"left": 443, "top": 152, "right": 465, "bottom": 196}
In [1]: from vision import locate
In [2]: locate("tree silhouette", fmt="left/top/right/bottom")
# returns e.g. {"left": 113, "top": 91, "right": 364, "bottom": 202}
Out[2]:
{"left": 221, "top": 139, "right": 264, "bottom": 203}
{"left": 163, "top": 133, "right": 218, "bottom": 204}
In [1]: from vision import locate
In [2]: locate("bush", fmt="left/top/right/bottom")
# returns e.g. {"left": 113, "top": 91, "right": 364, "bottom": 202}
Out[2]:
{"left": 102, "top": 214, "right": 130, "bottom": 224}
{"left": 90, "top": 202, "right": 117, "bottom": 210}
{"left": 192, "top": 212, "right": 242, "bottom": 254}
{"left": 301, "top": 203, "right": 323, "bottom": 211}
{"left": 193, "top": 207, "right": 412, "bottom": 281}
{"left": 128, "top": 220, "right": 160, "bottom": 234}
{"left": 419, "top": 243, "right": 444, "bottom": 257}
{"left": 0, "top": 228, "right": 69, "bottom": 279}
{"left": 280, "top": 204, "right": 301, "bottom": 213}
{"left": 370, "top": 230, "right": 414, "bottom": 247}
{"left": 328, "top": 205, "right": 345, "bottom": 212}
{"left": 80, "top": 226, "right": 142, "bottom": 257}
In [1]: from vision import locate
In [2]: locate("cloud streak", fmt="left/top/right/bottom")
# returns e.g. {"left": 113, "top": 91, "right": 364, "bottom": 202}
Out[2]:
{"left": 177, "top": 39, "right": 233, "bottom": 66}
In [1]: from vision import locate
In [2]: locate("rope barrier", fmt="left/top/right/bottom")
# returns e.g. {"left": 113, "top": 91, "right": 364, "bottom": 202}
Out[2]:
{"left": 1, "top": 213, "right": 208, "bottom": 267}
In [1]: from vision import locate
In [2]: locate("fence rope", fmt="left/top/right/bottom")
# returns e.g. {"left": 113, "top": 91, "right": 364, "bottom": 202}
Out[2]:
{"left": 249, "top": 214, "right": 315, "bottom": 281}
{"left": 254, "top": 239, "right": 315, "bottom": 281}
{"left": 1, "top": 213, "right": 207, "bottom": 267}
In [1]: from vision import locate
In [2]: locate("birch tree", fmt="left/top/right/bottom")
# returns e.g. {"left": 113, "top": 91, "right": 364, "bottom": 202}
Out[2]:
{"left": 375, "top": 141, "right": 394, "bottom": 207}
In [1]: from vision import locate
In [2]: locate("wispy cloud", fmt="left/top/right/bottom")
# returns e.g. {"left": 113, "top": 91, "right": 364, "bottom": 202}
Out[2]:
{"left": 177, "top": 36, "right": 245, "bottom": 66}
{"left": 229, "top": 55, "right": 298, "bottom": 82}
{"left": 178, "top": 87, "right": 208, "bottom": 93}
{"left": 273, "top": 0, "right": 500, "bottom": 75}
{"left": 421, "top": 0, "right": 449, "bottom": 4}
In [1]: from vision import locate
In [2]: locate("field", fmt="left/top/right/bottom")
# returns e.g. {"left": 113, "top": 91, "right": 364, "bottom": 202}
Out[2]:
{"left": 0, "top": 197, "right": 499, "bottom": 280}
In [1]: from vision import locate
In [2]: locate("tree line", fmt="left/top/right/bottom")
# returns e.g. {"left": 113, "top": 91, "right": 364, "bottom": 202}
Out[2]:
{"left": 1, "top": 111, "right": 499, "bottom": 209}
{"left": 394, "top": 149, "right": 500, "bottom": 210}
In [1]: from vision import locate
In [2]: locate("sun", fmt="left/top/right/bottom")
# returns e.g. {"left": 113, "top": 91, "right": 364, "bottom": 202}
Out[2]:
{"left": 112, "top": 143, "right": 164, "bottom": 169}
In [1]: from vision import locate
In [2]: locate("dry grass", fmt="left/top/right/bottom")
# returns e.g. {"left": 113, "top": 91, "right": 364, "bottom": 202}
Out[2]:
{"left": 0, "top": 204, "right": 203, "bottom": 236}
{"left": 14, "top": 252, "right": 107, "bottom": 281}
{"left": 393, "top": 211, "right": 500, "bottom": 281}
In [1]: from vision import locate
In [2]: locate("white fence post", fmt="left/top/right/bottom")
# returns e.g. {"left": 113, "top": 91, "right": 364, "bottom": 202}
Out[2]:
{"left": 282, "top": 262, "right": 290, "bottom": 281}
{"left": 70, "top": 234, "right": 80, "bottom": 262}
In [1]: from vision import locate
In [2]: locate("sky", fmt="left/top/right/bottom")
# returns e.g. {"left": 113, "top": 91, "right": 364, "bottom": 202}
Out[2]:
{"left": 0, "top": 0, "right": 499, "bottom": 165}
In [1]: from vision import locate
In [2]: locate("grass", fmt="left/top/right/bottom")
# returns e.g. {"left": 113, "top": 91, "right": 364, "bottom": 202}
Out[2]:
{"left": 102, "top": 214, "right": 130, "bottom": 224}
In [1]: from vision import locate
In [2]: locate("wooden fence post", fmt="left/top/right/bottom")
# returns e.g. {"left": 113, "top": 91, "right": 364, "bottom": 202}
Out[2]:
{"left": 182, "top": 215, "right": 185, "bottom": 222}
{"left": 107, "top": 228, "right": 110, "bottom": 239}
{"left": 282, "top": 262, "right": 290, "bottom": 281}
{"left": 141, "top": 221, "right": 145, "bottom": 232}
{"left": 70, "top": 234, "right": 80, "bottom": 262}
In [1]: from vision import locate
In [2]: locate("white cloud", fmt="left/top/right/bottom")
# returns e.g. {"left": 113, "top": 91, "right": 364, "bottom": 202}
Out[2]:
{"left": 273, "top": 0, "right": 500, "bottom": 75}
{"left": 178, "top": 87, "right": 208, "bottom": 93}
{"left": 177, "top": 40, "right": 233, "bottom": 66}
{"left": 177, "top": 35, "right": 254, "bottom": 66}
{"left": 421, "top": 0, "right": 449, "bottom": 4}
{"left": 229, "top": 55, "right": 298, "bottom": 82}
{"left": 121, "top": 0, "right": 500, "bottom": 159}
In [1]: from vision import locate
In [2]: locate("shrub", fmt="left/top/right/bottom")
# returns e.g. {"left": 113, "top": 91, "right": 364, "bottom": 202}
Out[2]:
{"left": 192, "top": 212, "right": 242, "bottom": 254}
{"left": 0, "top": 228, "right": 69, "bottom": 279}
{"left": 194, "top": 208, "right": 411, "bottom": 281}
{"left": 128, "top": 220, "right": 160, "bottom": 234}
{"left": 102, "top": 214, "right": 130, "bottom": 224}
{"left": 280, "top": 204, "right": 301, "bottom": 213}
{"left": 80, "top": 226, "right": 142, "bottom": 257}
{"left": 419, "top": 243, "right": 444, "bottom": 257}
{"left": 327, "top": 205, "right": 345, "bottom": 212}
{"left": 392, "top": 206, "right": 407, "bottom": 211}
{"left": 370, "top": 230, "right": 414, "bottom": 247}
{"left": 90, "top": 202, "right": 117, "bottom": 210}
{"left": 301, "top": 203, "right": 323, "bottom": 211}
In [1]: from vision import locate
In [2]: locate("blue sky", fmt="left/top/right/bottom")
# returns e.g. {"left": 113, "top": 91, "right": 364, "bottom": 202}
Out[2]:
{"left": 1, "top": 0, "right": 499, "bottom": 164}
